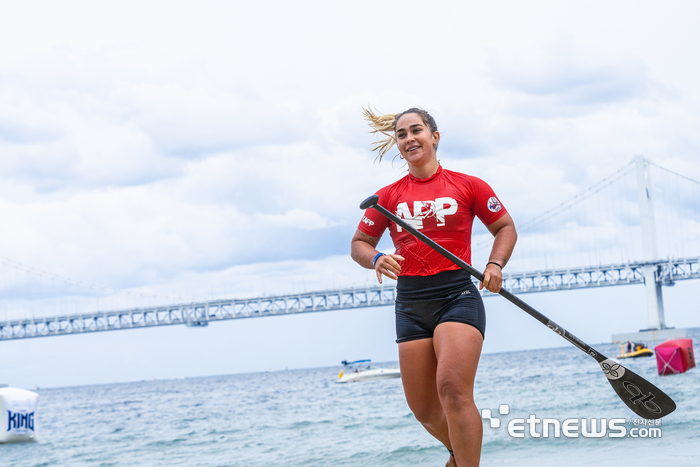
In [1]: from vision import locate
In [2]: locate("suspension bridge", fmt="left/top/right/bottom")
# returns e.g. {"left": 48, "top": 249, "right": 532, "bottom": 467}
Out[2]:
{"left": 1, "top": 156, "right": 698, "bottom": 341}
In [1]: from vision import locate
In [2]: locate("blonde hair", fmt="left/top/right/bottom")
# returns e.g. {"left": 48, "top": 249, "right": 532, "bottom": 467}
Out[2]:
{"left": 362, "top": 107, "right": 397, "bottom": 162}
{"left": 362, "top": 106, "right": 439, "bottom": 162}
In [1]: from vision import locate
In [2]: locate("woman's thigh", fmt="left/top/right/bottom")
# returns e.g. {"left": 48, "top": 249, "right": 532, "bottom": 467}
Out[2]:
{"left": 398, "top": 338, "right": 442, "bottom": 421}
{"left": 433, "top": 322, "right": 483, "bottom": 403}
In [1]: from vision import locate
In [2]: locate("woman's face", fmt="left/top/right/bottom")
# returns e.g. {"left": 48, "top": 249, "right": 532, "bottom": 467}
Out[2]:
{"left": 395, "top": 113, "right": 439, "bottom": 168}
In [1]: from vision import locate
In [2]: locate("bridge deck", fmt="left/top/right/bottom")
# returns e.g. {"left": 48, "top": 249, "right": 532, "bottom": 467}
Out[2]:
{"left": 1, "top": 257, "right": 697, "bottom": 341}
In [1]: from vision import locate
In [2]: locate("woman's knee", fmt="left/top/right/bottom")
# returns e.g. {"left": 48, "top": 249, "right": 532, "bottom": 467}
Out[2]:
{"left": 408, "top": 397, "right": 444, "bottom": 426}
{"left": 437, "top": 377, "right": 474, "bottom": 413}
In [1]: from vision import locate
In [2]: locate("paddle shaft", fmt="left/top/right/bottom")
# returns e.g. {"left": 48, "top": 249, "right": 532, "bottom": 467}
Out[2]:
{"left": 367, "top": 199, "right": 604, "bottom": 363}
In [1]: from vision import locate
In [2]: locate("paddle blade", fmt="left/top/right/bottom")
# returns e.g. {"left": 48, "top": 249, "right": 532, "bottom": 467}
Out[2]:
{"left": 599, "top": 359, "right": 676, "bottom": 419}
{"left": 360, "top": 194, "right": 379, "bottom": 210}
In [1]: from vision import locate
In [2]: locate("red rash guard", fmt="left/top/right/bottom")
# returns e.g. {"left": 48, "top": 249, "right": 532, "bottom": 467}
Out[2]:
{"left": 357, "top": 166, "right": 508, "bottom": 276}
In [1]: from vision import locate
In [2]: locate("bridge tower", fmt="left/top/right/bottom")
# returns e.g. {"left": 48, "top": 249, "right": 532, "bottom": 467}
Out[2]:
{"left": 634, "top": 155, "right": 666, "bottom": 330}
{"left": 611, "top": 156, "right": 689, "bottom": 344}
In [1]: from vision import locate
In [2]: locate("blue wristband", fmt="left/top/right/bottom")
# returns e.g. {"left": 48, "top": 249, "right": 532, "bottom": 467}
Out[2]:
{"left": 372, "top": 253, "right": 386, "bottom": 267}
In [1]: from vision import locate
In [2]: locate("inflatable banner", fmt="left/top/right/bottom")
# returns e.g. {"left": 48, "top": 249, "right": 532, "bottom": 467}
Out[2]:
{"left": 655, "top": 338, "right": 696, "bottom": 376}
{"left": 0, "top": 387, "right": 39, "bottom": 443}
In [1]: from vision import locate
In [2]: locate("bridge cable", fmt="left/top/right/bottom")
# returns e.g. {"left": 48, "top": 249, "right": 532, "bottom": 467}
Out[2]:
{"left": 0, "top": 255, "right": 184, "bottom": 302}
{"left": 473, "top": 161, "right": 635, "bottom": 252}
{"left": 649, "top": 162, "right": 700, "bottom": 185}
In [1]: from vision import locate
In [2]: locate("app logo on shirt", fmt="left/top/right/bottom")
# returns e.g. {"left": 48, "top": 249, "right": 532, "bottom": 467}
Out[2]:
{"left": 395, "top": 197, "right": 458, "bottom": 231}
{"left": 487, "top": 197, "right": 502, "bottom": 213}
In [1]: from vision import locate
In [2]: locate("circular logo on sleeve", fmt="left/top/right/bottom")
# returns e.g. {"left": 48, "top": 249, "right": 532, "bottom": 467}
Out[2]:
{"left": 487, "top": 197, "right": 502, "bottom": 213}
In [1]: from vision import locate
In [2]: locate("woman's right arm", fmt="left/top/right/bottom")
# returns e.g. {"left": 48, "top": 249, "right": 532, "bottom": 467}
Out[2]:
{"left": 351, "top": 229, "right": 404, "bottom": 284}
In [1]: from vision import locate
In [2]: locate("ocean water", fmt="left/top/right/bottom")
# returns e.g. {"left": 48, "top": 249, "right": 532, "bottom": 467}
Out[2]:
{"left": 3, "top": 335, "right": 699, "bottom": 467}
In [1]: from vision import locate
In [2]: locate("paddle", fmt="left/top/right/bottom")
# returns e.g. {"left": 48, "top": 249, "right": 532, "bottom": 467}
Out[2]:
{"left": 360, "top": 194, "right": 676, "bottom": 419}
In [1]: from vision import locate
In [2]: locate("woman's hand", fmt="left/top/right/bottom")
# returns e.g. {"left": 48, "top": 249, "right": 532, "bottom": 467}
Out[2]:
{"left": 479, "top": 262, "right": 503, "bottom": 293}
{"left": 374, "top": 254, "right": 405, "bottom": 284}
{"left": 481, "top": 213, "right": 517, "bottom": 294}
{"left": 350, "top": 229, "right": 404, "bottom": 284}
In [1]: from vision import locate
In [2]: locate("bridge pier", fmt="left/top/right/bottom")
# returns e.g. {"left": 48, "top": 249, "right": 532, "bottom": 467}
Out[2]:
{"left": 641, "top": 265, "right": 666, "bottom": 329}
{"left": 635, "top": 155, "right": 667, "bottom": 331}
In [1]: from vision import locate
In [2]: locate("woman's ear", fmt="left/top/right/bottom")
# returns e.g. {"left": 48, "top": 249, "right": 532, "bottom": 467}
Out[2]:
{"left": 433, "top": 131, "right": 440, "bottom": 150}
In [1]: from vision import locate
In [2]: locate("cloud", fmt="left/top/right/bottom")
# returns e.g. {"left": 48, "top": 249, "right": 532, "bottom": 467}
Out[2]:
{"left": 132, "top": 83, "right": 313, "bottom": 158}
{"left": 0, "top": 57, "right": 185, "bottom": 189}
{"left": 0, "top": 117, "right": 64, "bottom": 144}
{"left": 489, "top": 38, "right": 669, "bottom": 118}
{"left": 254, "top": 209, "right": 343, "bottom": 230}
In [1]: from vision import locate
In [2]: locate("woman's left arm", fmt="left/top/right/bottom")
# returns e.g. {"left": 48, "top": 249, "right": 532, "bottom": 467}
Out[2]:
{"left": 480, "top": 213, "right": 517, "bottom": 293}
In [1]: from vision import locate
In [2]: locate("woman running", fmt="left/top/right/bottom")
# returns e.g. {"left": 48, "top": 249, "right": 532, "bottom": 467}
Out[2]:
{"left": 351, "top": 108, "right": 517, "bottom": 467}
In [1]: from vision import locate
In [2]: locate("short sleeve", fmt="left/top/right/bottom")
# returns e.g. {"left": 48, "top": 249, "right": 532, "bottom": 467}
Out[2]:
{"left": 469, "top": 178, "right": 508, "bottom": 226}
{"left": 357, "top": 192, "right": 390, "bottom": 237}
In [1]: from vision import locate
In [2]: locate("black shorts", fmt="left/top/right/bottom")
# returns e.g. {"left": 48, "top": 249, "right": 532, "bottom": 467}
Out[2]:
{"left": 395, "top": 269, "right": 485, "bottom": 343}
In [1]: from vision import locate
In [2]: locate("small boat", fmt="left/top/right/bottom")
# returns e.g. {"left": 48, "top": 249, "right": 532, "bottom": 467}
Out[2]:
{"left": 335, "top": 359, "right": 401, "bottom": 383}
{"left": 618, "top": 343, "right": 654, "bottom": 359}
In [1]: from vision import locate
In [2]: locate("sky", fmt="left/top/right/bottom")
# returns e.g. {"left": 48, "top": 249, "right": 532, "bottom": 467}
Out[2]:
{"left": 0, "top": 0, "right": 699, "bottom": 388}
